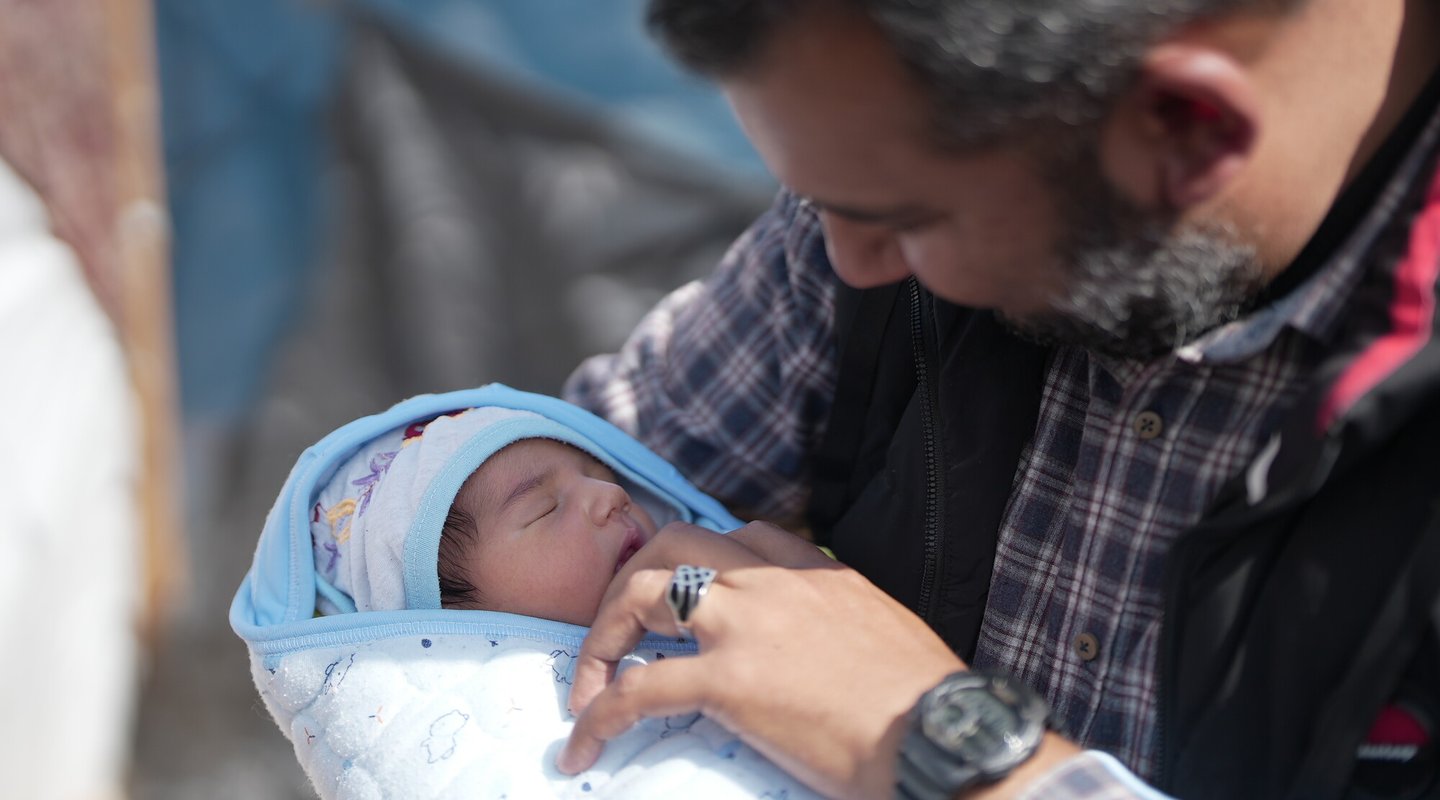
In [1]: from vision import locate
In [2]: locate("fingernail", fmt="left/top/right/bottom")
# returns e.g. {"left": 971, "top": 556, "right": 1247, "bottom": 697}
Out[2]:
{"left": 556, "top": 745, "right": 584, "bottom": 774}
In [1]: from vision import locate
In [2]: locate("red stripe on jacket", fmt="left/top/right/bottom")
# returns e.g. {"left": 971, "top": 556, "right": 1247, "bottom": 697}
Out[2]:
{"left": 1318, "top": 166, "right": 1440, "bottom": 430}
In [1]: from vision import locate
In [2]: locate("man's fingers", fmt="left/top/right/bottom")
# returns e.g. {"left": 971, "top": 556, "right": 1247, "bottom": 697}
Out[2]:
{"left": 570, "top": 562, "right": 737, "bottom": 713}
{"left": 568, "top": 566, "right": 672, "bottom": 714}
{"left": 641, "top": 520, "right": 774, "bottom": 569}
{"left": 566, "top": 523, "right": 786, "bottom": 749}
{"left": 558, "top": 656, "right": 713, "bottom": 774}
{"left": 724, "top": 520, "right": 839, "bottom": 569}
{"left": 570, "top": 528, "right": 759, "bottom": 715}
{"left": 566, "top": 657, "right": 619, "bottom": 718}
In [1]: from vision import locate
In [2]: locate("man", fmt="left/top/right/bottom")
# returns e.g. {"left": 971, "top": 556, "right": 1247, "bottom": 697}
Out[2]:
{"left": 557, "top": 1, "right": 1440, "bottom": 797}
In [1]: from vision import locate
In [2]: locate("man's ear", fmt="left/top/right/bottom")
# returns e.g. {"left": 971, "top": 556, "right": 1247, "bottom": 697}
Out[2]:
{"left": 1099, "top": 44, "right": 1260, "bottom": 212}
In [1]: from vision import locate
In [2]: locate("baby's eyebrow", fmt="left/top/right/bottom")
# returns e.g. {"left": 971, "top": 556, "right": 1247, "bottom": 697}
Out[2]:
{"left": 496, "top": 467, "right": 554, "bottom": 515}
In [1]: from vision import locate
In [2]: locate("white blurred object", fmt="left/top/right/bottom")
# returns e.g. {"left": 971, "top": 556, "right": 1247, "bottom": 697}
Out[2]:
{"left": 0, "top": 156, "right": 141, "bottom": 799}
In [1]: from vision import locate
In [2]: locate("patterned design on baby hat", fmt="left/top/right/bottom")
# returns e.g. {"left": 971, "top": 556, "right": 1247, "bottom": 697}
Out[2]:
{"left": 353, "top": 451, "right": 397, "bottom": 516}
{"left": 309, "top": 412, "right": 468, "bottom": 592}
{"left": 317, "top": 436, "right": 398, "bottom": 572}
{"left": 311, "top": 405, "right": 543, "bottom": 613}
{"left": 325, "top": 499, "right": 357, "bottom": 545}
{"left": 310, "top": 427, "right": 412, "bottom": 598}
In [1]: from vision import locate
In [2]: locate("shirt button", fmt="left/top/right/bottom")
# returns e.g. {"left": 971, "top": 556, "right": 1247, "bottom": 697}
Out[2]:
{"left": 1134, "top": 410, "right": 1164, "bottom": 440}
{"left": 1073, "top": 632, "right": 1100, "bottom": 662}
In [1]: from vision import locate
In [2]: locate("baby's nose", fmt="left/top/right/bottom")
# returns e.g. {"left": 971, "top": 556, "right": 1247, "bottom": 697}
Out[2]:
{"left": 586, "top": 481, "right": 630, "bottom": 525}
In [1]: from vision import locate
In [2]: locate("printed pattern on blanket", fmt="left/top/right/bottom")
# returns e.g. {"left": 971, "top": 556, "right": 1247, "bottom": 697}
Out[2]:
{"left": 254, "top": 630, "right": 820, "bottom": 800}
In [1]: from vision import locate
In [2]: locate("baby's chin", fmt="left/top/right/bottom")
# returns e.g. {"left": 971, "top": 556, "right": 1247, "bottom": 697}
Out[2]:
{"left": 540, "top": 601, "right": 600, "bottom": 628}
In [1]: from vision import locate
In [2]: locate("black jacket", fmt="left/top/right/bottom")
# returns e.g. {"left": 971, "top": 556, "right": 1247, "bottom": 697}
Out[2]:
{"left": 808, "top": 164, "right": 1440, "bottom": 798}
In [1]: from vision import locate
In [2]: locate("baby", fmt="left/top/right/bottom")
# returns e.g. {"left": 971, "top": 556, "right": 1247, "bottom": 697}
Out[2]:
{"left": 235, "top": 386, "right": 821, "bottom": 799}
{"left": 435, "top": 436, "right": 657, "bottom": 625}
{"left": 308, "top": 404, "right": 674, "bottom": 624}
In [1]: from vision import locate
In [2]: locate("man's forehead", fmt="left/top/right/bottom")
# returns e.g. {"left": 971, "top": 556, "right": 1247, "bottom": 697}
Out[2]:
{"left": 719, "top": 8, "right": 992, "bottom": 210}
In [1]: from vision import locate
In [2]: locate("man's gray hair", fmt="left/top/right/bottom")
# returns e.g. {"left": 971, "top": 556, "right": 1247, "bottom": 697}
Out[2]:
{"left": 648, "top": 0, "right": 1304, "bottom": 148}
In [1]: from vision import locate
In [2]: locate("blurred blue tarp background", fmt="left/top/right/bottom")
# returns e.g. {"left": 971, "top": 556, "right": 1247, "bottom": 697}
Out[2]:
{"left": 158, "top": 0, "right": 763, "bottom": 426}
{"left": 142, "top": 3, "right": 770, "bottom": 796}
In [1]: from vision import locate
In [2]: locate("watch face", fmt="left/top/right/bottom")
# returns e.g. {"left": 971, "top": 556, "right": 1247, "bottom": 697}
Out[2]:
{"left": 922, "top": 679, "right": 1034, "bottom": 767}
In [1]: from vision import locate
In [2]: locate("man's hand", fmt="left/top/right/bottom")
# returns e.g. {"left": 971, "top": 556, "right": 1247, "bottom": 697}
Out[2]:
{"left": 557, "top": 521, "right": 964, "bottom": 800}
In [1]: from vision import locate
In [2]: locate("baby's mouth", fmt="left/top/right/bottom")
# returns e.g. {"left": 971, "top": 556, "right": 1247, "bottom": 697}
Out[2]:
{"left": 614, "top": 527, "right": 644, "bottom": 574}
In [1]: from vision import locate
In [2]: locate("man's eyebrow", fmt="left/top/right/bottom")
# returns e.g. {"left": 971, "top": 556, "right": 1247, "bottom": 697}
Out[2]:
{"left": 495, "top": 467, "right": 554, "bottom": 515}
{"left": 800, "top": 195, "right": 932, "bottom": 225}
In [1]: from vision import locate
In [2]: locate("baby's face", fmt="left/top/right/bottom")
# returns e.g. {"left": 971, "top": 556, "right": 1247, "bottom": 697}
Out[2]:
{"left": 450, "top": 438, "right": 658, "bottom": 626}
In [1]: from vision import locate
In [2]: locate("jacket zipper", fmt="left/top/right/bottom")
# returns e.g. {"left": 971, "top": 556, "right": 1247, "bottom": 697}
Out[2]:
{"left": 909, "top": 278, "right": 944, "bottom": 624}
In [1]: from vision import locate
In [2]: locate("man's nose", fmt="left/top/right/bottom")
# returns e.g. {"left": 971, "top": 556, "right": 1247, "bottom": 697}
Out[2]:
{"left": 820, "top": 214, "right": 910, "bottom": 289}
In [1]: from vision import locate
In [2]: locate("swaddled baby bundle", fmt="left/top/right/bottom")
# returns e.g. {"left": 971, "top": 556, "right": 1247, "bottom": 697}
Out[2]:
{"left": 231, "top": 384, "right": 820, "bottom": 799}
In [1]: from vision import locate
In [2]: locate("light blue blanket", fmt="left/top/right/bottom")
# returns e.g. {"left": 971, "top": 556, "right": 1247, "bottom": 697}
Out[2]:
{"left": 231, "top": 385, "right": 820, "bottom": 799}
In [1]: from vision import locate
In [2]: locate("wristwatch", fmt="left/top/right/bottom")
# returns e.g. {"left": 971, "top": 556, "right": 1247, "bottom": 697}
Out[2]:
{"left": 895, "top": 670, "right": 1050, "bottom": 799}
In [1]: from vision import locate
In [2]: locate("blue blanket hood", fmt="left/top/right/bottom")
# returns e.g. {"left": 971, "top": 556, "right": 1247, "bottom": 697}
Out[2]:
{"left": 231, "top": 384, "right": 742, "bottom": 662}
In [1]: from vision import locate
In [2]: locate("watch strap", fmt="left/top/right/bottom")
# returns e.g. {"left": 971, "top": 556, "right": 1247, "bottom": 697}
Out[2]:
{"left": 896, "top": 720, "right": 981, "bottom": 799}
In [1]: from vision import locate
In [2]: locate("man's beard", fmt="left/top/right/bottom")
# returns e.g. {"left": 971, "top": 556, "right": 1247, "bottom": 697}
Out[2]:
{"left": 1000, "top": 143, "right": 1265, "bottom": 361}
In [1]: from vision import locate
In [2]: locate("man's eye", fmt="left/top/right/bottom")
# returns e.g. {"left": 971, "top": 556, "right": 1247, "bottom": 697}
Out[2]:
{"left": 891, "top": 217, "right": 936, "bottom": 234}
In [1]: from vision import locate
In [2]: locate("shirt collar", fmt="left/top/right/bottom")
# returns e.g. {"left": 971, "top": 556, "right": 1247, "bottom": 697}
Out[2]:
{"left": 1177, "top": 94, "right": 1440, "bottom": 367}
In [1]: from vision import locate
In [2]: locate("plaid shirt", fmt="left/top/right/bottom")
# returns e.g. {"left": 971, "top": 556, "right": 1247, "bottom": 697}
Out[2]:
{"left": 564, "top": 103, "right": 1440, "bottom": 796}
{"left": 566, "top": 190, "right": 840, "bottom": 524}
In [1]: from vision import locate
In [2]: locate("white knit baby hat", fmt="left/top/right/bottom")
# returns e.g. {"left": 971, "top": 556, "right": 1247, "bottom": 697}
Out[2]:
{"left": 309, "top": 405, "right": 643, "bottom": 614}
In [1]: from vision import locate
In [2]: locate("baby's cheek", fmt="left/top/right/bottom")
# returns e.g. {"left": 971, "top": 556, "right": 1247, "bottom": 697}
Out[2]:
{"left": 572, "top": 563, "right": 612, "bottom": 622}
{"left": 576, "top": 578, "right": 609, "bottom": 627}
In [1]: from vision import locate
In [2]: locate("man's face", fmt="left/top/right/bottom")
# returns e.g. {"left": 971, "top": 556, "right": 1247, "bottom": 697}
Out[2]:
{"left": 724, "top": 10, "right": 1261, "bottom": 358}
{"left": 451, "top": 439, "right": 658, "bottom": 626}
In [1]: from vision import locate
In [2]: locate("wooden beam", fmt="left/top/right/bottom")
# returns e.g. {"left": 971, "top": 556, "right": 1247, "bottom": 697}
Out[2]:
{"left": 105, "top": 0, "right": 186, "bottom": 642}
